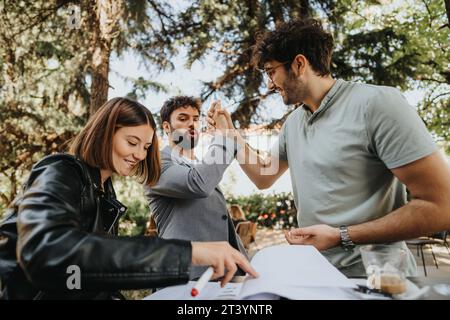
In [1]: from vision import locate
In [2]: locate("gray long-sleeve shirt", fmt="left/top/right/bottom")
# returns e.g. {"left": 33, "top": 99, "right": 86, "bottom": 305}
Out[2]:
{"left": 145, "top": 136, "right": 247, "bottom": 279}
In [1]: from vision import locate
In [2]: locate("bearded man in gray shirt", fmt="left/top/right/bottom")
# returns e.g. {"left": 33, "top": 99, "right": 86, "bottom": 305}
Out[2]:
{"left": 207, "top": 18, "right": 450, "bottom": 276}
{"left": 145, "top": 96, "right": 247, "bottom": 280}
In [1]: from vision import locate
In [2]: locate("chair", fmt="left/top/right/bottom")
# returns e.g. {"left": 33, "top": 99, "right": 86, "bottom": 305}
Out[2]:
{"left": 236, "top": 221, "right": 252, "bottom": 249}
{"left": 145, "top": 215, "right": 158, "bottom": 237}
{"left": 250, "top": 222, "right": 257, "bottom": 244}
{"left": 406, "top": 231, "right": 449, "bottom": 276}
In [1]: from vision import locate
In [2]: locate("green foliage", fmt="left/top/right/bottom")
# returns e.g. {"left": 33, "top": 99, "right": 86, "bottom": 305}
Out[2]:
{"left": 0, "top": 0, "right": 174, "bottom": 208}
{"left": 158, "top": 0, "right": 314, "bottom": 125}
{"left": 0, "top": 1, "right": 89, "bottom": 208}
{"left": 118, "top": 198, "right": 150, "bottom": 236}
{"left": 113, "top": 176, "right": 151, "bottom": 236}
{"left": 1, "top": 0, "right": 448, "bottom": 211}
{"left": 332, "top": 0, "right": 449, "bottom": 146}
{"left": 0, "top": 202, "right": 5, "bottom": 220}
{"left": 120, "top": 289, "right": 152, "bottom": 300}
{"left": 227, "top": 192, "right": 298, "bottom": 229}
{"left": 126, "top": 76, "right": 169, "bottom": 101}
{"left": 160, "top": 0, "right": 449, "bottom": 140}
{"left": 419, "top": 95, "right": 450, "bottom": 153}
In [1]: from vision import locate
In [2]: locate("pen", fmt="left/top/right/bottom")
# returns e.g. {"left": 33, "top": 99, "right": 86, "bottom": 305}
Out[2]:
{"left": 354, "top": 285, "right": 393, "bottom": 298}
{"left": 191, "top": 266, "right": 214, "bottom": 297}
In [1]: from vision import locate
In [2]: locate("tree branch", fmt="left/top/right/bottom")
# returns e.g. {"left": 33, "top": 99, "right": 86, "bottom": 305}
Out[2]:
{"left": 421, "top": 0, "right": 434, "bottom": 29}
{"left": 147, "top": 0, "right": 175, "bottom": 34}
{"left": 9, "top": 2, "right": 69, "bottom": 39}
{"left": 429, "top": 91, "right": 450, "bottom": 103}
{"left": 418, "top": 77, "right": 448, "bottom": 84}
{"left": 445, "top": 0, "right": 450, "bottom": 29}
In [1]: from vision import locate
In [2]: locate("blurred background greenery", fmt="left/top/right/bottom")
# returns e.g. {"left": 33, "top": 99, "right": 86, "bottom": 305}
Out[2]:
{"left": 227, "top": 192, "right": 298, "bottom": 229}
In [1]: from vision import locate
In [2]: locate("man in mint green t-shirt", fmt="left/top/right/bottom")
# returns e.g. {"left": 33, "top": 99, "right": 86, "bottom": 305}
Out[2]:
{"left": 207, "top": 18, "right": 450, "bottom": 276}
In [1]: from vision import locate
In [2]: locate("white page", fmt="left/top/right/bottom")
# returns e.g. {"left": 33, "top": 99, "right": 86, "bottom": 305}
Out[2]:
{"left": 145, "top": 281, "right": 356, "bottom": 300}
{"left": 238, "top": 282, "right": 354, "bottom": 300}
{"left": 240, "top": 244, "right": 355, "bottom": 296}
{"left": 145, "top": 281, "right": 243, "bottom": 300}
{"left": 145, "top": 244, "right": 356, "bottom": 300}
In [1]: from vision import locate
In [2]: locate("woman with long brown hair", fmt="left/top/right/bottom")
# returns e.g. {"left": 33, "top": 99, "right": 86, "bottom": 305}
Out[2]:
{"left": 0, "top": 97, "right": 256, "bottom": 300}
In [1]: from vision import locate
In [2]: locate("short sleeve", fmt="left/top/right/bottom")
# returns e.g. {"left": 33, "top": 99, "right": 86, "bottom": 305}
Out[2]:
{"left": 365, "top": 87, "right": 437, "bottom": 169}
{"left": 271, "top": 122, "right": 288, "bottom": 162}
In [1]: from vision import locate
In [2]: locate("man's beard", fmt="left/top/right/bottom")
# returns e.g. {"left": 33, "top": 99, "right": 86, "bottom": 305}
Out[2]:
{"left": 281, "top": 72, "right": 308, "bottom": 106}
{"left": 170, "top": 127, "right": 199, "bottom": 150}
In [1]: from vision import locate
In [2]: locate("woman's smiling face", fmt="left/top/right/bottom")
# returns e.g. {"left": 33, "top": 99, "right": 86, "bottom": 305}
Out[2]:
{"left": 111, "top": 124, "right": 154, "bottom": 177}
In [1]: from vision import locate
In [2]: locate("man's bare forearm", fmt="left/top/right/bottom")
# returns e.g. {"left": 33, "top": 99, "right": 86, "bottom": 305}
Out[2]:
{"left": 348, "top": 152, "right": 450, "bottom": 245}
{"left": 233, "top": 132, "right": 288, "bottom": 189}
{"left": 348, "top": 198, "right": 450, "bottom": 244}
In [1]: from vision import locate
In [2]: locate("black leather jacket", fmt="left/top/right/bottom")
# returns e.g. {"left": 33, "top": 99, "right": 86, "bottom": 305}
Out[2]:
{"left": 0, "top": 154, "right": 191, "bottom": 299}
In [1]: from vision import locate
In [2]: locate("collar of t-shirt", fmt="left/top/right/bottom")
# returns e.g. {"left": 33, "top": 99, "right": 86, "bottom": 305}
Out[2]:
{"left": 180, "top": 154, "right": 199, "bottom": 165}
{"left": 303, "top": 78, "right": 345, "bottom": 124}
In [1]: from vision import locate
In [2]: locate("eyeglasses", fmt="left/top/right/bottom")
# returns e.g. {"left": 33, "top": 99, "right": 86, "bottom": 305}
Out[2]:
{"left": 259, "top": 61, "right": 292, "bottom": 83}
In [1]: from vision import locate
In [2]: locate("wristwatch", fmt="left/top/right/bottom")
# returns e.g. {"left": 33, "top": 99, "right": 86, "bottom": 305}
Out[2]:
{"left": 339, "top": 225, "right": 355, "bottom": 252}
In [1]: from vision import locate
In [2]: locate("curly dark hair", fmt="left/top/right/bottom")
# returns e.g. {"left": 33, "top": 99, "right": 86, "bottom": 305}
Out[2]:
{"left": 251, "top": 18, "right": 334, "bottom": 76}
{"left": 160, "top": 95, "right": 202, "bottom": 124}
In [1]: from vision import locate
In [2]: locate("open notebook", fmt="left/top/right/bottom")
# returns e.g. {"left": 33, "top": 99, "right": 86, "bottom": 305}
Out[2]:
{"left": 145, "top": 245, "right": 357, "bottom": 300}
